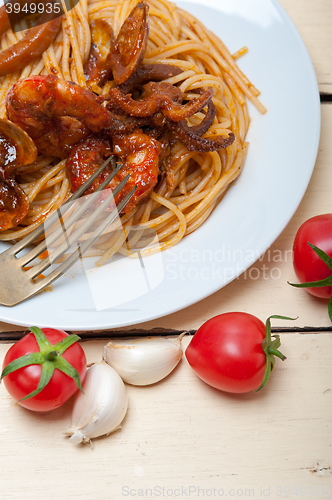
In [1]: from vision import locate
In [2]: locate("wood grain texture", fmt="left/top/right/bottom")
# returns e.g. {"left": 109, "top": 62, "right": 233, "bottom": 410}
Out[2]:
{"left": 0, "top": 336, "right": 331, "bottom": 499}
{"left": 0, "top": 2, "right": 332, "bottom": 496}
{"left": 278, "top": 0, "right": 332, "bottom": 94}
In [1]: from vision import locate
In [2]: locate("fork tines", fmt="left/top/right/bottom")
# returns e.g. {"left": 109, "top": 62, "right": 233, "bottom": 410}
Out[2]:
{"left": 0, "top": 157, "right": 137, "bottom": 306}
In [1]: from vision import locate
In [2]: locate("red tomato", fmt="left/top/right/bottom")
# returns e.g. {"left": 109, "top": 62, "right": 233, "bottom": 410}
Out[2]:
{"left": 185, "top": 312, "right": 287, "bottom": 394}
{"left": 1, "top": 327, "right": 86, "bottom": 412}
{"left": 292, "top": 214, "right": 332, "bottom": 299}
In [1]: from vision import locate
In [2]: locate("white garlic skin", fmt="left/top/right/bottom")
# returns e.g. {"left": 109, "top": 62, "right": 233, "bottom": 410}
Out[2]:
{"left": 65, "top": 362, "right": 127, "bottom": 445}
{"left": 103, "top": 335, "right": 184, "bottom": 386}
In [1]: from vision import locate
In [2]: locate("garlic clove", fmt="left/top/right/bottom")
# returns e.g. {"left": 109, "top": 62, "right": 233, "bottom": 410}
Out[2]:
{"left": 65, "top": 362, "right": 128, "bottom": 445}
{"left": 103, "top": 333, "right": 185, "bottom": 386}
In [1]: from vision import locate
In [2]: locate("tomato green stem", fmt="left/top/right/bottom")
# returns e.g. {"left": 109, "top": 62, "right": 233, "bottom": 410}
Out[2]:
{"left": 44, "top": 351, "right": 59, "bottom": 361}
{"left": 328, "top": 295, "right": 332, "bottom": 323}
{"left": 288, "top": 242, "right": 332, "bottom": 323}
{"left": 255, "top": 315, "right": 297, "bottom": 392}
{"left": 268, "top": 348, "right": 286, "bottom": 361}
{"left": 0, "top": 327, "right": 83, "bottom": 401}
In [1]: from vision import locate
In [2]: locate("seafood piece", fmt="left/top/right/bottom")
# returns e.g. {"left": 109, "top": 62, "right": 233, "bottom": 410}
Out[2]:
{"left": 108, "top": 131, "right": 161, "bottom": 213}
{"left": 0, "top": 0, "right": 60, "bottom": 36}
{"left": 66, "top": 136, "right": 113, "bottom": 194}
{"left": 108, "top": 82, "right": 215, "bottom": 121}
{"left": 108, "top": 81, "right": 234, "bottom": 151}
{"left": 185, "top": 100, "right": 217, "bottom": 137}
{"left": 117, "top": 63, "right": 184, "bottom": 94}
{"left": 167, "top": 119, "right": 235, "bottom": 152}
{"left": 85, "top": 8, "right": 179, "bottom": 91}
{"left": 108, "top": 80, "right": 234, "bottom": 152}
{"left": 6, "top": 75, "right": 145, "bottom": 157}
{"left": 84, "top": 3, "right": 150, "bottom": 87}
{"left": 0, "top": 5, "right": 10, "bottom": 36}
{"left": 0, "top": 3, "right": 62, "bottom": 77}
{"left": 6, "top": 75, "right": 111, "bottom": 135}
{"left": 0, "top": 119, "right": 37, "bottom": 230}
{"left": 0, "top": 179, "right": 30, "bottom": 231}
{"left": 108, "top": 2, "right": 149, "bottom": 85}
{"left": 32, "top": 117, "right": 91, "bottom": 159}
{"left": 84, "top": 19, "right": 115, "bottom": 86}
{"left": 66, "top": 131, "right": 160, "bottom": 214}
{"left": 0, "top": 118, "right": 38, "bottom": 170}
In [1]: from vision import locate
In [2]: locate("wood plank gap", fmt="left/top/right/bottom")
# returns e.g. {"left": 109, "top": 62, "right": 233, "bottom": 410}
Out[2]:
{"left": 320, "top": 93, "right": 332, "bottom": 102}
{"left": 0, "top": 326, "right": 331, "bottom": 342}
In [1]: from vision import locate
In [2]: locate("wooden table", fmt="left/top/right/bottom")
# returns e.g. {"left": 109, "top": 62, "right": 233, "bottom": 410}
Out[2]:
{"left": 1, "top": 1, "right": 331, "bottom": 498}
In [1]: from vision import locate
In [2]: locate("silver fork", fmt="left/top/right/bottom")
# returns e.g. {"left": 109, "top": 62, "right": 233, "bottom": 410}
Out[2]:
{"left": 0, "top": 157, "right": 136, "bottom": 306}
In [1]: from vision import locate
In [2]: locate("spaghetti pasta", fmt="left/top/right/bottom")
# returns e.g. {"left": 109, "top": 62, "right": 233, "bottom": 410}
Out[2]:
{"left": 0, "top": 0, "right": 266, "bottom": 261}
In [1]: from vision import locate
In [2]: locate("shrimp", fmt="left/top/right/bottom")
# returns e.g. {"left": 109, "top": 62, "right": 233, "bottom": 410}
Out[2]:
{"left": 66, "top": 136, "right": 113, "bottom": 194}
{"left": 6, "top": 75, "right": 145, "bottom": 157}
{"left": 66, "top": 131, "right": 161, "bottom": 213}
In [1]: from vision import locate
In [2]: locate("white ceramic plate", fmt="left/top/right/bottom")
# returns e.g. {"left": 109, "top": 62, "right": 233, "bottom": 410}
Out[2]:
{"left": 0, "top": 0, "right": 320, "bottom": 330}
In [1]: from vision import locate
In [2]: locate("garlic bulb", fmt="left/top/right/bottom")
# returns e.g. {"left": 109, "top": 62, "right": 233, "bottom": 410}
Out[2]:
{"left": 102, "top": 333, "right": 185, "bottom": 386}
{"left": 65, "top": 362, "right": 127, "bottom": 445}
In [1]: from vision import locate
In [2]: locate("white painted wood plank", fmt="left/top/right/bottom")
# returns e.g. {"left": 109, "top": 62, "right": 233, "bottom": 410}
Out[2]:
{"left": 0, "top": 335, "right": 331, "bottom": 499}
{"left": 278, "top": 0, "right": 332, "bottom": 93}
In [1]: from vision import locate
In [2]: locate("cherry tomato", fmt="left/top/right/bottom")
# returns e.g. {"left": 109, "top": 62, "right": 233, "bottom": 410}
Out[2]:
{"left": 185, "top": 312, "right": 290, "bottom": 393}
{"left": 1, "top": 327, "right": 86, "bottom": 412}
{"left": 292, "top": 214, "right": 332, "bottom": 299}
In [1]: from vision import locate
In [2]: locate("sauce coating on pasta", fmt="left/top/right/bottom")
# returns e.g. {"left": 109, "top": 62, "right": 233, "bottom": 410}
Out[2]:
{"left": 0, "top": 0, "right": 266, "bottom": 264}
